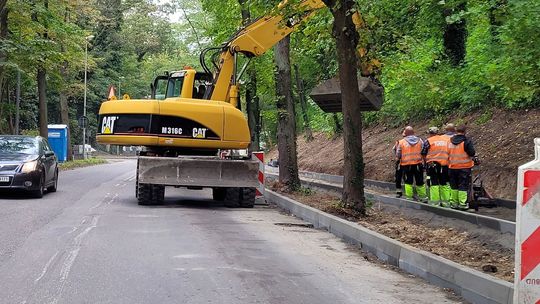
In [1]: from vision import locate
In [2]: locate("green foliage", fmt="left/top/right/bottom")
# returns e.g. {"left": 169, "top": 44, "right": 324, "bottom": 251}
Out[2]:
{"left": 296, "top": 186, "right": 313, "bottom": 196}
{"left": 358, "top": 0, "right": 539, "bottom": 123}
{"left": 59, "top": 157, "right": 107, "bottom": 170}
{"left": 2, "top": 0, "right": 537, "bottom": 148}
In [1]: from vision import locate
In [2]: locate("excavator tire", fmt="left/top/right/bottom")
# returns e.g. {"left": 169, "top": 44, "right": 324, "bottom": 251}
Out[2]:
{"left": 151, "top": 185, "right": 165, "bottom": 205}
{"left": 239, "top": 187, "right": 256, "bottom": 208}
{"left": 224, "top": 187, "right": 241, "bottom": 208}
{"left": 212, "top": 188, "right": 227, "bottom": 201}
{"left": 137, "top": 183, "right": 153, "bottom": 205}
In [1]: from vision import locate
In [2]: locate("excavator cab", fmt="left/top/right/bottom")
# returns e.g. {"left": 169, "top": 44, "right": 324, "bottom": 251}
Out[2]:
{"left": 96, "top": 68, "right": 250, "bottom": 151}
{"left": 150, "top": 70, "right": 213, "bottom": 101}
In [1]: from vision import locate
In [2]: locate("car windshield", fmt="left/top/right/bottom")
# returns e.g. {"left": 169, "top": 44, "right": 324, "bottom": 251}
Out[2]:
{"left": 0, "top": 136, "right": 38, "bottom": 154}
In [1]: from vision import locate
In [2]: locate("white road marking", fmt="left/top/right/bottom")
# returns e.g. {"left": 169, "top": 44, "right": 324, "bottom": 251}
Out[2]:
{"left": 51, "top": 215, "right": 100, "bottom": 304}
{"left": 34, "top": 251, "right": 59, "bottom": 283}
{"left": 123, "top": 175, "right": 136, "bottom": 182}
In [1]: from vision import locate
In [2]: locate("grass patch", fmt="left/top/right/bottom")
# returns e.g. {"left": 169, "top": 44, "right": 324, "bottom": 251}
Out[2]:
{"left": 59, "top": 157, "right": 107, "bottom": 170}
{"left": 476, "top": 109, "right": 493, "bottom": 125}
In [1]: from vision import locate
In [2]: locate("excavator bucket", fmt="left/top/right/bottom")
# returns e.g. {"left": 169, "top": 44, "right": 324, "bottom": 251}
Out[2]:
{"left": 137, "top": 156, "right": 259, "bottom": 188}
{"left": 310, "top": 76, "right": 383, "bottom": 113}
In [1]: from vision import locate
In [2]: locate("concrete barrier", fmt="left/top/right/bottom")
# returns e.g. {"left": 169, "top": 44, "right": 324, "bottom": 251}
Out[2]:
{"left": 265, "top": 189, "right": 514, "bottom": 304}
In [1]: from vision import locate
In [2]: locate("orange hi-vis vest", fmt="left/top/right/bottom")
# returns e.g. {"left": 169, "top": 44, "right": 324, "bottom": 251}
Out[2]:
{"left": 448, "top": 141, "right": 474, "bottom": 169}
{"left": 399, "top": 138, "right": 423, "bottom": 166}
{"left": 426, "top": 135, "right": 450, "bottom": 166}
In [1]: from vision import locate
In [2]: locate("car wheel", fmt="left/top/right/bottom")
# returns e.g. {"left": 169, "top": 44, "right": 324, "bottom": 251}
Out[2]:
{"left": 47, "top": 170, "right": 58, "bottom": 193}
{"left": 32, "top": 173, "right": 45, "bottom": 198}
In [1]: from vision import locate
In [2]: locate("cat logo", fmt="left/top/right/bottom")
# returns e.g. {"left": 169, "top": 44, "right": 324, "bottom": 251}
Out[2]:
{"left": 101, "top": 116, "right": 119, "bottom": 134}
{"left": 192, "top": 127, "right": 207, "bottom": 139}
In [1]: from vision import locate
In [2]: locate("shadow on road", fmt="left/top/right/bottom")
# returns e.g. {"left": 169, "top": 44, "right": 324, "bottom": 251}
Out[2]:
{"left": 0, "top": 190, "right": 41, "bottom": 200}
{"left": 158, "top": 198, "right": 225, "bottom": 209}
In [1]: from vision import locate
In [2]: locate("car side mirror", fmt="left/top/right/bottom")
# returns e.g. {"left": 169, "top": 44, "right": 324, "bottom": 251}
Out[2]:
{"left": 45, "top": 151, "right": 55, "bottom": 157}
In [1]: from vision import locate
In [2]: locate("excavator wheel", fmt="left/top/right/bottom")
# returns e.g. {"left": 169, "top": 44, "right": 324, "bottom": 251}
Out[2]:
{"left": 239, "top": 187, "right": 256, "bottom": 208}
{"left": 224, "top": 188, "right": 241, "bottom": 208}
{"left": 152, "top": 185, "right": 165, "bottom": 205}
{"left": 224, "top": 187, "right": 255, "bottom": 208}
{"left": 137, "top": 183, "right": 153, "bottom": 205}
{"left": 212, "top": 188, "right": 227, "bottom": 201}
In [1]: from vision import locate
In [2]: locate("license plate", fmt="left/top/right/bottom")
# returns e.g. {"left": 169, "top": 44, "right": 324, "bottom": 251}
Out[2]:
{"left": 0, "top": 176, "right": 10, "bottom": 182}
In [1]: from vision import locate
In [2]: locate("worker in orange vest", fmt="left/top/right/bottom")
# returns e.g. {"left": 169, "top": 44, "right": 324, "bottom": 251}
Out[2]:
{"left": 392, "top": 128, "right": 406, "bottom": 198}
{"left": 440, "top": 123, "right": 456, "bottom": 202}
{"left": 396, "top": 126, "right": 427, "bottom": 201}
{"left": 448, "top": 125, "right": 476, "bottom": 210}
{"left": 421, "top": 127, "right": 450, "bottom": 206}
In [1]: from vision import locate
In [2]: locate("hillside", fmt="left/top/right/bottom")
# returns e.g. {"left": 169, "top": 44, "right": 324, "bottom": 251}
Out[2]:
{"left": 267, "top": 108, "right": 540, "bottom": 200}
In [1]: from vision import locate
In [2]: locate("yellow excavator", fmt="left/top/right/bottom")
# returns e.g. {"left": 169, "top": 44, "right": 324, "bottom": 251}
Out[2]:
{"left": 96, "top": 0, "right": 381, "bottom": 206}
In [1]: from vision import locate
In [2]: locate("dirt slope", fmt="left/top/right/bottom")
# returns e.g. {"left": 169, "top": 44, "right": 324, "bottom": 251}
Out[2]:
{"left": 267, "top": 108, "right": 540, "bottom": 199}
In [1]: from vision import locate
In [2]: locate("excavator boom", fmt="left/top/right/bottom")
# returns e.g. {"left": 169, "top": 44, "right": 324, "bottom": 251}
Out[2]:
{"left": 97, "top": 0, "right": 335, "bottom": 151}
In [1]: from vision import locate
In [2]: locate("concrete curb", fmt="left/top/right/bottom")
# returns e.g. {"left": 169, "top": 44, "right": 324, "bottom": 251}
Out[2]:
{"left": 296, "top": 170, "right": 516, "bottom": 209}
{"left": 266, "top": 172, "right": 516, "bottom": 235}
{"left": 265, "top": 189, "right": 514, "bottom": 304}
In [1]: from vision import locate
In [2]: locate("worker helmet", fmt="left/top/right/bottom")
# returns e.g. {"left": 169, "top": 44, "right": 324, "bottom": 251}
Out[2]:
{"left": 428, "top": 127, "right": 439, "bottom": 134}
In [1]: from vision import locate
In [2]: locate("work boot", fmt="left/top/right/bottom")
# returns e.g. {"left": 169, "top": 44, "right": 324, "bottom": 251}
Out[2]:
{"left": 428, "top": 185, "right": 440, "bottom": 206}
{"left": 404, "top": 184, "right": 414, "bottom": 199}
{"left": 449, "top": 189, "right": 459, "bottom": 209}
{"left": 457, "top": 191, "right": 469, "bottom": 210}
{"left": 416, "top": 185, "right": 428, "bottom": 203}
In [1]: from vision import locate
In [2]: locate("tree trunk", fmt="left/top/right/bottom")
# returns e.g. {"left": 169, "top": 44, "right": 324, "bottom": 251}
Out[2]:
{"left": 33, "top": 0, "right": 49, "bottom": 138}
{"left": 274, "top": 36, "right": 300, "bottom": 191}
{"left": 37, "top": 67, "right": 48, "bottom": 137}
{"left": 294, "top": 65, "right": 313, "bottom": 141}
{"left": 443, "top": 2, "right": 467, "bottom": 65}
{"left": 246, "top": 67, "right": 261, "bottom": 152}
{"left": 60, "top": 8, "right": 72, "bottom": 159}
{"left": 323, "top": 0, "right": 366, "bottom": 214}
{"left": 239, "top": 0, "right": 260, "bottom": 152}
{"left": 0, "top": 0, "right": 8, "bottom": 105}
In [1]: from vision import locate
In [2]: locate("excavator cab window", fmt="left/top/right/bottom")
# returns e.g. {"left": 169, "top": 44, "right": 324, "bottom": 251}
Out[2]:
{"left": 167, "top": 77, "right": 184, "bottom": 98}
{"left": 193, "top": 73, "right": 213, "bottom": 99}
{"left": 151, "top": 74, "right": 184, "bottom": 100}
{"left": 152, "top": 76, "right": 168, "bottom": 100}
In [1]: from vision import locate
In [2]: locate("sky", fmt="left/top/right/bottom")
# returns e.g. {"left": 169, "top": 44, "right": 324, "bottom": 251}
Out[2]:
{"left": 155, "top": 0, "right": 183, "bottom": 23}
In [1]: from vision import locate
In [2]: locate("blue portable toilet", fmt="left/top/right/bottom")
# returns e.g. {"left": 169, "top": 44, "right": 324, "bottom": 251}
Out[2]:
{"left": 47, "top": 124, "right": 68, "bottom": 162}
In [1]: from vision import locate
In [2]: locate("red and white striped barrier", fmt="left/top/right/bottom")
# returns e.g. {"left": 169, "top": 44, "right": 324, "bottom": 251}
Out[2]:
{"left": 252, "top": 152, "right": 265, "bottom": 197}
{"left": 515, "top": 138, "right": 540, "bottom": 304}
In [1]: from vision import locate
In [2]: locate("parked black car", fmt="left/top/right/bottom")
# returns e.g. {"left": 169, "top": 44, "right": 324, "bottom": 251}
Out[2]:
{"left": 0, "top": 135, "right": 58, "bottom": 198}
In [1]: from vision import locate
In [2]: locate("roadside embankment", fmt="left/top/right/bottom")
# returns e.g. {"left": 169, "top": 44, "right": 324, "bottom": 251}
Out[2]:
{"left": 267, "top": 108, "right": 540, "bottom": 200}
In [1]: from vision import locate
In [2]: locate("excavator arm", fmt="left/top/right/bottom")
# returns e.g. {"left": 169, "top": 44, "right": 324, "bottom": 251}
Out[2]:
{"left": 96, "top": 0, "right": 376, "bottom": 152}
{"left": 207, "top": 0, "right": 325, "bottom": 105}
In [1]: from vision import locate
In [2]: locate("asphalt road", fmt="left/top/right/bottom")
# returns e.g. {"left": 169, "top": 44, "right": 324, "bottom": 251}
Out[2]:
{"left": 0, "top": 160, "right": 461, "bottom": 304}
